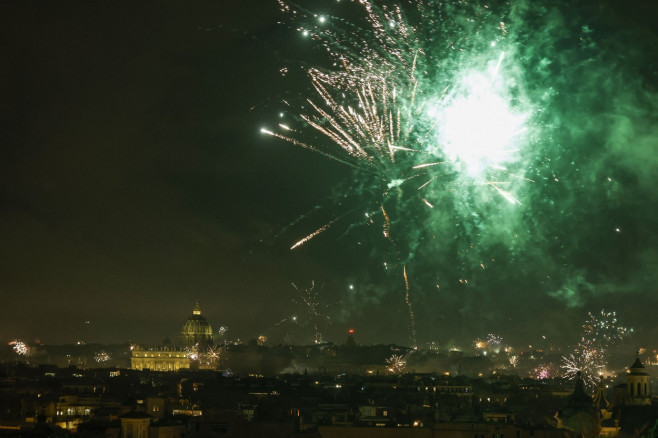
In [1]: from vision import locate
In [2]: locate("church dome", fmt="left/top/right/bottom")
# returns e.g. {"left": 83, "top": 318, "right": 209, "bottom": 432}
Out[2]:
{"left": 180, "top": 301, "right": 214, "bottom": 346}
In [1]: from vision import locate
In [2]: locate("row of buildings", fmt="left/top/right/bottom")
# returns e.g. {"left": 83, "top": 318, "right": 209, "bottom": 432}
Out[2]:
{"left": 0, "top": 355, "right": 657, "bottom": 437}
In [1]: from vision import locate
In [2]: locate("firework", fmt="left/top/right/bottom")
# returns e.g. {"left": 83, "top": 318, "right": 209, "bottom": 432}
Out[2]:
{"left": 560, "top": 309, "right": 632, "bottom": 388}
{"left": 277, "top": 281, "right": 332, "bottom": 344}
{"left": 216, "top": 326, "right": 232, "bottom": 346}
{"left": 560, "top": 352, "right": 602, "bottom": 389}
{"left": 185, "top": 345, "right": 199, "bottom": 361}
{"left": 486, "top": 333, "right": 503, "bottom": 346}
{"left": 485, "top": 334, "right": 503, "bottom": 354}
{"left": 94, "top": 351, "right": 110, "bottom": 363}
{"left": 579, "top": 309, "right": 632, "bottom": 356}
{"left": 206, "top": 345, "right": 222, "bottom": 362}
{"left": 385, "top": 353, "right": 407, "bottom": 374}
{"left": 268, "top": 0, "right": 538, "bottom": 344}
{"left": 531, "top": 364, "right": 553, "bottom": 380}
{"left": 267, "top": 0, "right": 534, "bottom": 248}
{"left": 426, "top": 341, "right": 440, "bottom": 351}
{"left": 9, "top": 340, "right": 28, "bottom": 356}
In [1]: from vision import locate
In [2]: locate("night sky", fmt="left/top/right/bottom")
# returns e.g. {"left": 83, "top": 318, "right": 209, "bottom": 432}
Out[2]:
{"left": 2, "top": 0, "right": 658, "bottom": 351}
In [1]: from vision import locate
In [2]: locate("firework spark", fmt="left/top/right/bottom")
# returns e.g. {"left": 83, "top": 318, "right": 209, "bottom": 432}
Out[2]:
{"left": 185, "top": 345, "right": 199, "bottom": 361}
{"left": 276, "top": 281, "right": 332, "bottom": 344}
{"left": 579, "top": 309, "right": 632, "bottom": 356}
{"left": 266, "top": 0, "right": 539, "bottom": 343}
{"left": 531, "top": 363, "right": 553, "bottom": 380}
{"left": 486, "top": 333, "right": 503, "bottom": 346}
{"left": 267, "top": 1, "right": 534, "bottom": 251}
{"left": 94, "top": 351, "right": 110, "bottom": 363}
{"left": 560, "top": 309, "right": 631, "bottom": 389}
{"left": 560, "top": 352, "right": 602, "bottom": 389}
{"left": 385, "top": 353, "right": 407, "bottom": 374}
{"left": 206, "top": 345, "right": 222, "bottom": 360}
{"left": 9, "top": 340, "right": 28, "bottom": 356}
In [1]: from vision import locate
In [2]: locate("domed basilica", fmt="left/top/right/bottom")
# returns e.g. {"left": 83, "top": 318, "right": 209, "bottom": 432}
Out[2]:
{"left": 130, "top": 300, "right": 216, "bottom": 371}
{"left": 180, "top": 300, "right": 214, "bottom": 347}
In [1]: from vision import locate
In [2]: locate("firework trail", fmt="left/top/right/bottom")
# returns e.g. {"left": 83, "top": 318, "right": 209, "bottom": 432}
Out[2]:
{"left": 403, "top": 265, "right": 417, "bottom": 348}
{"left": 290, "top": 218, "right": 340, "bottom": 250}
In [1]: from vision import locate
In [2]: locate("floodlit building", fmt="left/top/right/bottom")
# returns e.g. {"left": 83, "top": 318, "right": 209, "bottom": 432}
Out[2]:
{"left": 130, "top": 346, "right": 189, "bottom": 371}
{"left": 131, "top": 300, "right": 216, "bottom": 371}
{"left": 180, "top": 300, "right": 214, "bottom": 347}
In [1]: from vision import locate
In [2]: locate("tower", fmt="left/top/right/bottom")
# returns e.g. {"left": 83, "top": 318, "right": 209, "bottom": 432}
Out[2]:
{"left": 625, "top": 353, "right": 651, "bottom": 406}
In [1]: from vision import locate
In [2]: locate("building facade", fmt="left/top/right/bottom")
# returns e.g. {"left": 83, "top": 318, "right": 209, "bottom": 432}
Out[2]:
{"left": 130, "top": 347, "right": 190, "bottom": 371}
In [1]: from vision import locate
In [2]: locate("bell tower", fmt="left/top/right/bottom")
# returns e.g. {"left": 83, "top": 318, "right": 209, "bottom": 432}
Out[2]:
{"left": 626, "top": 352, "right": 651, "bottom": 406}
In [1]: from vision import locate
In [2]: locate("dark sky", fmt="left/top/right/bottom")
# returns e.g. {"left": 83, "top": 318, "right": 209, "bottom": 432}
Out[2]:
{"left": 1, "top": 0, "right": 658, "bottom": 350}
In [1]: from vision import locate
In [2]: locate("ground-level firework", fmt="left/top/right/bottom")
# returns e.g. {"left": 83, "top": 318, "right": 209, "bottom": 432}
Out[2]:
{"left": 9, "top": 340, "right": 28, "bottom": 356}
{"left": 560, "top": 309, "right": 632, "bottom": 388}
{"left": 94, "top": 351, "right": 110, "bottom": 363}
{"left": 385, "top": 353, "right": 407, "bottom": 374}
